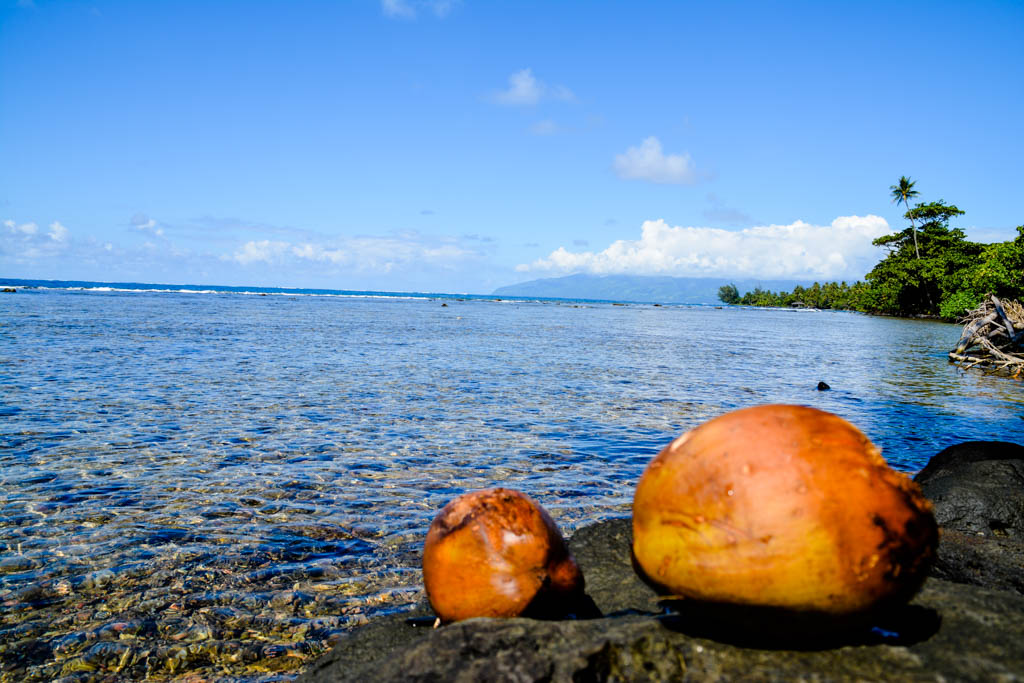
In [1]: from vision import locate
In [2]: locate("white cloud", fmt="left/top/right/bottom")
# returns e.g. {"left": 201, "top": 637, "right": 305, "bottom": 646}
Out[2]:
{"left": 48, "top": 221, "right": 69, "bottom": 242}
{"left": 381, "top": 0, "right": 415, "bottom": 18}
{"left": 613, "top": 137, "right": 698, "bottom": 185}
{"left": 231, "top": 240, "right": 290, "bottom": 265}
{"left": 0, "top": 213, "right": 501, "bottom": 292}
{"left": 4, "top": 219, "right": 38, "bottom": 235}
{"left": 496, "top": 69, "right": 541, "bottom": 105}
{"left": 2, "top": 218, "right": 72, "bottom": 262}
{"left": 381, "top": 0, "right": 457, "bottom": 19}
{"left": 230, "top": 232, "right": 479, "bottom": 273}
{"left": 130, "top": 213, "right": 165, "bottom": 236}
{"left": 493, "top": 69, "right": 575, "bottom": 106}
{"left": 291, "top": 243, "right": 348, "bottom": 264}
{"left": 517, "top": 215, "right": 891, "bottom": 281}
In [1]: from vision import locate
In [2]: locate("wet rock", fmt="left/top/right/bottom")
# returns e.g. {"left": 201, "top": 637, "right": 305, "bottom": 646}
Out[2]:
{"left": 1, "top": 287, "right": 15, "bottom": 293}
{"left": 914, "top": 441, "right": 1024, "bottom": 594}
{"left": 297, "top": 518, "right": 1024, "bottom": 682}
{"left": 561, "top": 518, "right": 658, "bottom": 617}
{"left": 817, "top": 381, "right": 831, "bottom": 390}
{"left": 77, "top": 568, "right": 116, "bottom": 591}
{"left": 0, "top": 556, "right": 38, "bottom": 575}
{"left": 81, "top": 640, "right": 135, "bottom": 672}
{"left": 929, "top": 529, "right": 1024, "bottom": 595}
{"left": 913, "top": 441, "right": 1024, "bottom": 537}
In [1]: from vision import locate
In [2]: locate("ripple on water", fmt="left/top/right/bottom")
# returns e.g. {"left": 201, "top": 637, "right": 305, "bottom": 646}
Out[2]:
{"left": 1, "top": 292, "right": 1023, "bottom": 680}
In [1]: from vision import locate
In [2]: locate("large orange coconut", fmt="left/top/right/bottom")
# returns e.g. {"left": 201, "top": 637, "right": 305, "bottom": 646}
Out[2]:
{"left": 632, "top": 405, "right": 937, "bottom": 618}
{"left": 422, "top": 488, "right": 584, "bottom": 623}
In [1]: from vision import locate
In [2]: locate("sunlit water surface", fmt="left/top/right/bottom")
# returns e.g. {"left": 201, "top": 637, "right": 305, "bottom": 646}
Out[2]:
{"left": 1, "top": 290, "right": 1021, "bottom": 681}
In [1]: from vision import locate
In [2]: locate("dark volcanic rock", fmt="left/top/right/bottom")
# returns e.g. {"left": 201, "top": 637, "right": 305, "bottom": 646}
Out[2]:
{"left": 929, "top": 528, "right": 1024, "bottom": 594}
{"left": 298, "top": 518, "right": 1024, "bottom": 682}
{"left": 914, "top": 441, "right": 1024, "bottom": 537}
{"left": 913, "top": 441, "right": 1024, "bottom": 594}
{"left": 562, "top": 518, "right": 660, "bottom": 617}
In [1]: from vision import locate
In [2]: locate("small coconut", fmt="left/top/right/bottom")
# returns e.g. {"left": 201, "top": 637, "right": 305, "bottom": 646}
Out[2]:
{"left": 632, "top": 405, "right": 937, "bottom": 618}
{"left": 422, "top": 488, "right": 584, "bottom": 623}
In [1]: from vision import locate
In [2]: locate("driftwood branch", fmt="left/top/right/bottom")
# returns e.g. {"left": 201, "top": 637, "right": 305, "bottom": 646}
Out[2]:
{"left": 949, "top": 295, "right": 1024, "bottom": 378}
{"left": 954, "top": 312, "right": 998, "bottom": 354}
{"left": 992, "top": 296, "right": 1017, "bottom": 341}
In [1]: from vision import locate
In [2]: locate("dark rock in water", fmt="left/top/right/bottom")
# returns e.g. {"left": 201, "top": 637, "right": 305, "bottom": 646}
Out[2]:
{"left": 297, "top": 518, "right": 1024, "bottom": 682}
{"left": 1, "top": 287, "right": 15, "bottom": 293}
{"left": 817, "top": 381, "right": 830, "bottom": 390}
{"left": 914, "top": 441, "right": 1024, "bottom": 538}
{"left": 913, "top": 441, "right": 1024, "bottom": 594}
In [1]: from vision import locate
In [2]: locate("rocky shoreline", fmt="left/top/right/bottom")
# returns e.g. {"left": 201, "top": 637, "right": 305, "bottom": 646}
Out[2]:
{"left": 299, "top": 441, "right": 1024, "bottom": 682}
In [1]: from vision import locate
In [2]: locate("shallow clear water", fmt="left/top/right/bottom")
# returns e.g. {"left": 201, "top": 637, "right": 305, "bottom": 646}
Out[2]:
{"left": 1, "top": 289, "right": 1021, "bottom": 680}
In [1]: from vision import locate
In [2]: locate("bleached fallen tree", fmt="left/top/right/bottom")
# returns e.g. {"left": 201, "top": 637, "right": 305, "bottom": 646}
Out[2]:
{"left": 949, "top": 295, "right": 1024, "bottom": 377}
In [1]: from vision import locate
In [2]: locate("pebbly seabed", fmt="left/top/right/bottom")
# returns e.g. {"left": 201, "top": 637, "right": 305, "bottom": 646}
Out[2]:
{"left": 2, "top": 286, "right": 1022, "bottom": 681}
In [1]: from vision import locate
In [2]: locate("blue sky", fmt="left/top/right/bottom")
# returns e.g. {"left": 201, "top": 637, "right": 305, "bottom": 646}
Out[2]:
{"left": 2, "top": 0, "right": 1022, "bottom": 294}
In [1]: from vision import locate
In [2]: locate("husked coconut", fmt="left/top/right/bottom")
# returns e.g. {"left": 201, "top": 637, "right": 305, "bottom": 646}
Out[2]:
{"left": 423, "top": 488, "right": 584, "bottom": 623}
{"left": 632, "top": 405, "right": 937, "bottom": 616}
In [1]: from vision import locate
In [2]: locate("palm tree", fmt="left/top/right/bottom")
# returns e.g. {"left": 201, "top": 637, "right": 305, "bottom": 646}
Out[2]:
{"left": 890, "top": 176, "right": 921, "bottom": 259}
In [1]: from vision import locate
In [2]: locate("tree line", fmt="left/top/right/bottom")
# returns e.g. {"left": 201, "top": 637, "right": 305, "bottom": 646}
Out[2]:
{"left": 717, "top": 280, "right": 870, "bottom": 311}
{"left": 718, "top": 178, "right": 1024, "bottom": 320}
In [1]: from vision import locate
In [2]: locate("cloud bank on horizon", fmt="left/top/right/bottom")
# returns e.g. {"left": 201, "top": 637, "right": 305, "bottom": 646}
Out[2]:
{"left": 4, "top": 213, "right": 891, "bottom": 289}
{"left": 3, "top": 220, "right": 72, "bottom": 259}
{"left": 228, "top": 234, "right": 478, "bottom": 274}
{"left": 517, "top": 215, "right": 891, "bottom": 282}
{"left": 1, "top": 217, "right": 493, "bottom": 292}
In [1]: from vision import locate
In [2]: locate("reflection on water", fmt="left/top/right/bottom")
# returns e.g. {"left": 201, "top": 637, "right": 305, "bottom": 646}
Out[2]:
{"left": 1, "top": 290, "right": 1021, "bottom": 680}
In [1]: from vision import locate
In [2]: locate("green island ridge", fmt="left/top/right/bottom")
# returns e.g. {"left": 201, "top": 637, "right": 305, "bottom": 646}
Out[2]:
{"left": 719, "top": 178, "right": 1024, "bottom": 320}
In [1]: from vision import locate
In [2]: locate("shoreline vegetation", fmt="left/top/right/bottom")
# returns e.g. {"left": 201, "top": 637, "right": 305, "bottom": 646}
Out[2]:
{"left": 718, "top": 179, "right": 1024, "bottom": 322}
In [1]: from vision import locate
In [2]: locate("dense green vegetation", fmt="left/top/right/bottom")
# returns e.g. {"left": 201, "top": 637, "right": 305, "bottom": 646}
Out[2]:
{"left": 717, "top": 283, "right": 740, "bottom": 304}
{"left": 722, "top": 280, "right": 870, "bottom": 310}
{"left": 720, "top": 181, "right": 1024, "bottom": 320}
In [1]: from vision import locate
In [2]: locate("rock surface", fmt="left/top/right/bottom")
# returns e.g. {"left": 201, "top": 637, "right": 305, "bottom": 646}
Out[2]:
{"left": 929, "top": 528, "right": 1024, "bottom": 595}
{"left": 914, "top": 440, "right": 1024, "bottom": 593}
{"left": 298, "top": 518, "right": 1024, "bottom": 682}
{"left": 914, "top": 441, "right": 1024, "bottom": 537}
{"left": 299, "top": 444, "right": 1024, "bottom": 682}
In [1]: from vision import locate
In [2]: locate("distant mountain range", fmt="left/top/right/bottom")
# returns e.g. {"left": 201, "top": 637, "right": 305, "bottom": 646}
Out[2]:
{"left": 492, "top": 274, "right": 816, "bottom": 305}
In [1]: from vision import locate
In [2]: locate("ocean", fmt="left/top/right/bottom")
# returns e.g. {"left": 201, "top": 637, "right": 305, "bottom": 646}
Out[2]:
{"left": 1, "top": 280, "right": 1021, "bottom": 681}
